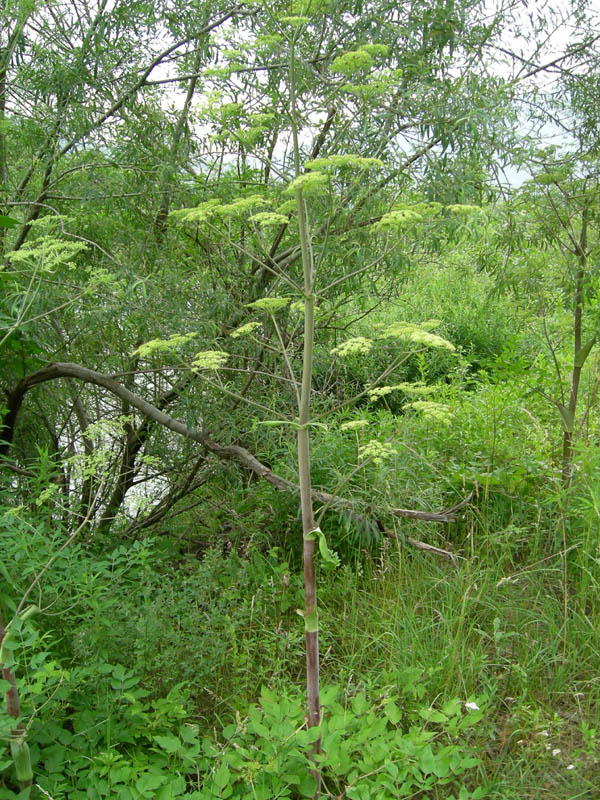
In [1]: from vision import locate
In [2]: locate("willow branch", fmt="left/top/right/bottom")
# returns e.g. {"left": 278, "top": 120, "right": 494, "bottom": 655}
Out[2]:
{"left": 2, "top": 361, "right": 470, "bottom": 535}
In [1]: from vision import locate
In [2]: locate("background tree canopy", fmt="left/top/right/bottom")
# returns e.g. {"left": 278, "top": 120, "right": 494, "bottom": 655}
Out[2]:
{"left": 2, "top": 0, "right": 600, "bottom": 797}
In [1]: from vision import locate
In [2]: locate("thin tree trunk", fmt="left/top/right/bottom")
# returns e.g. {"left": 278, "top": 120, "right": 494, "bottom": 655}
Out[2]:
{"left": 561, "top": 208, "right": 588, "bottom": 488}
{"left": 153, "top": 51, "right": 203, "bottom": 238}
{"left": 97, "top": 417, "right": 152, "bottom": 533}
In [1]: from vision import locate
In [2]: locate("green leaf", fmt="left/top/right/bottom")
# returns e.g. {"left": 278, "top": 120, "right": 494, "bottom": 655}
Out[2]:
{"left": 214, "top": 763, "right": 230, "bottom": 789}
{"left": 384, "top": 701, "right": 402, "bottom": 725}
{"left": 442, "top": 698, "right": 462, "bottom": 717}
{"left": 318, "top": 531, "right": 340, "bottom": 569}
{"left": 180, "top": 724, "right": 199, "bottom": 744}
{"left": 0, "top": 560, "right": 14, "bottom": 587}
{"left": 351, "top": 692, "right": 368, "bottom": 715}
{"left": 136, "top": 773, "right": 166, "bottom": 793}
{"left": 298, "top": 774, "right": 318, "bottom": 797}
{"left": 304, "top": 527, "right": 340, "bottom": 569}
{"left": 432, "top": 753, "right": 451, "bottom": 777}
{"left": 0, "top": 215, "right": 19, "bottom": 228}
{"left": 419, "top": 707, "right": 448, "bottom": 723}
{"left": 305, "top": 726, "right": 321, "bottom": 743}
{"left": 557, "top": 404, "right": 575, "bottom": 433}
{"left": 418, "top": 744, "right": 436, "bottom": 774}
{"left": 320, "top": 685, "right": 340, "bottom": 706}
{"left": 154, "top": 734, "right": 181, "bottom": 753}
{"left": 156, "top": 777, "right": 186, "bottom": 800}
{"left": 304, "top": 609, "right": 318, "bottom": 633}
{"left": 260, "top": 685, "right": 277, "bottom": 705}
{"left": 249, "top": 720, "right": 270, "bottom": 738}
{"left": 12, "top": 789, "right": 35, "bottom": 800}
{"left": 575, "top": 338, "right": 595, "bottom": 368}
{"left": 248, "top": 704, "right": 264, "bottom": 726}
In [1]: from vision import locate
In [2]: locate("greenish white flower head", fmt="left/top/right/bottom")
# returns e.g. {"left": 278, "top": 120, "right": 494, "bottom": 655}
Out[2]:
{"left": 191, "top": 351, "right": 229, "bottom": 371}
{"left": 331, "top": 337, "right": 373, "bottom": 357}
{"left": 358, "top": 440, "right": 397, "bottom": 465}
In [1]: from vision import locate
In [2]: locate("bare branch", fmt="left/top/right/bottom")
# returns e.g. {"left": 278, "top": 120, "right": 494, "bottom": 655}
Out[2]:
{"left": 2, "top": 362, "right": 471, "bottom": 539}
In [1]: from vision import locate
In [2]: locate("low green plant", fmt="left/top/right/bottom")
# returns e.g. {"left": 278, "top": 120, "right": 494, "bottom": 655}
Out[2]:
{"left": 2, "top": 669, "right": 197, "bottom": 799}
{"left": 194, "top": 680, "right": 487, "bottom": 799}
{"left": 1, "top": 648, "right": 487, "bottom": 799}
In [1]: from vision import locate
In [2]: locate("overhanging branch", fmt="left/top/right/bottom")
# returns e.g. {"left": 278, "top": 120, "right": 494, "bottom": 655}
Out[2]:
{"left": 2, "top": 362, "right": 470, "bottom": 549}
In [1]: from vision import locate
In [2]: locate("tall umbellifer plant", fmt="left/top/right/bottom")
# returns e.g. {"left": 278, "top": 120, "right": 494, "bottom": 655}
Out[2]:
{"left": 289, "top": 33, "right": 321, "bottom": 750}
{"left": 168, "top": 19, "right": 462, "bottom": 793}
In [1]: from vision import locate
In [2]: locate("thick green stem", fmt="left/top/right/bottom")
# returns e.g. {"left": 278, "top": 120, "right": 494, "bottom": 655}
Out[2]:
{"left": 290, "top": 37, "right": 321, "bottom": 791}
{"left": 0, "top": 608, "right": 33, "bottom": 795}
{"left": 0, "top": 609, "right": 21, "bottom": 722}
{"left": 298, "top": 291, "right": 319, "bottom": 732}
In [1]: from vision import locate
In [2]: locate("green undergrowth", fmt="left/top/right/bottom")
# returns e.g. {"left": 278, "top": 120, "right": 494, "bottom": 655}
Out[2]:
{"left": 1, "top": 506, "right": 599, "bottom": 798}
{"left": 6, "top": 676, "right": 489, "bottom": 799}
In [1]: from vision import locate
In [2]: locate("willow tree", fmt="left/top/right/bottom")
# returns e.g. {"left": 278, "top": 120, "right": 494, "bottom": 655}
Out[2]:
{"left": 1, "top": 0, "right": 517, "bottom": 544}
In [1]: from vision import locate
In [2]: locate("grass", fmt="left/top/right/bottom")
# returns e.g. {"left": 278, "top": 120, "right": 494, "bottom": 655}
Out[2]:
{"left": 116, "top": 497, "right": 597, "bottom": 798}
{"left": 140, "top": 526, "right": 597, "bottom": 797}
{"left": 303, "top": 529, "right": 599, "bottom": 798}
